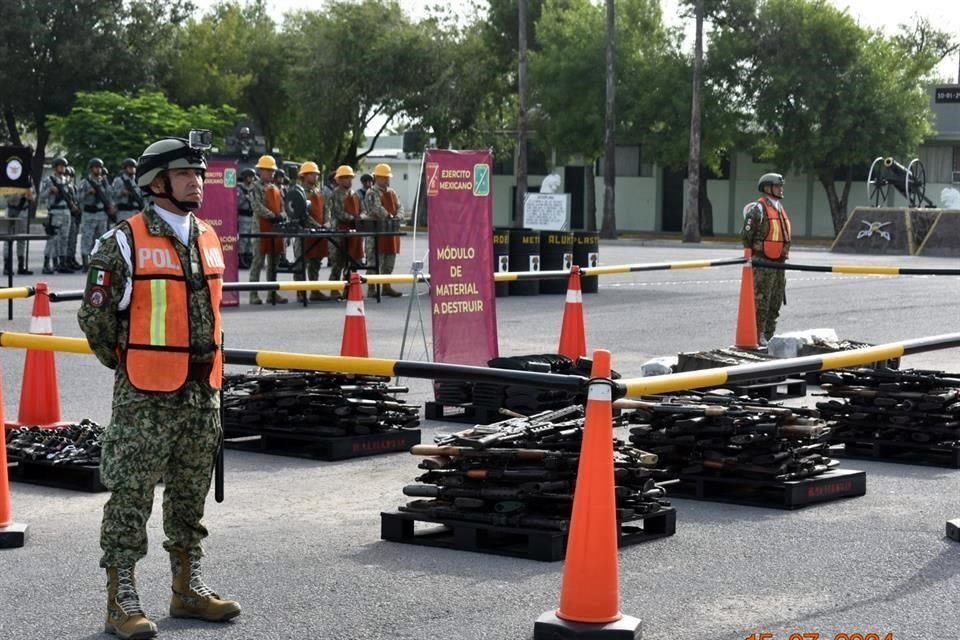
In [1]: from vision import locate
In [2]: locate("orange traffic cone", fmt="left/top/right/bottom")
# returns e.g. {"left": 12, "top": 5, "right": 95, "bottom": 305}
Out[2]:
{"left": 534, "top": 349, "right": 642, "bottom": 639}
{"left": 14, "top": 282, "right": 65, "bottom": 428}
{"left": 558, "top": 266, "right": 587, "bottom": 361}
{"left": 734, "top": 248, "right": 759, "bottom": 349}
{"left": 340, "top": 272, "right": 369, "bottom": 357}
{"left": 1, "top": 357, "right": 29, "bottom": 548}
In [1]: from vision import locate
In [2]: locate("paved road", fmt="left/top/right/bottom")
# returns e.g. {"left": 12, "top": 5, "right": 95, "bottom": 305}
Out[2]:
{"left": 2, "top": 239, "right": 959, "bottom": 640}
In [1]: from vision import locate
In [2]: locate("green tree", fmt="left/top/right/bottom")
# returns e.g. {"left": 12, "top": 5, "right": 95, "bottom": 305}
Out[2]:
{"left": 0, "top": 0, "right": 192, "bottom": 185}
{"left": 161, "top": 0, "right": 286, "bottom": 152}
{"left": 47, "top": 91, "right": 237, "bottom": 171}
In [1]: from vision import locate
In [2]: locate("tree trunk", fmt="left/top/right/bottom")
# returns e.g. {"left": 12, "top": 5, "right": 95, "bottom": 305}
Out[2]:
{"left": 683, "top": 0, "right": 704, "bottom": 243}
{"left": 600, "top": 0, "right": 617, "bottom": 239}
{"left": 698, "top": 168, "right": 714, "bottom": 236}
{"left": 3, "top": 108, "right": 22, "bottom": 145}
{"left": 515, "top": 0, "right": 529, "bottom": 226}
{"left": 819, "top": 169, "right": 852, "bottom": 235}
{"left": 585, "top": 160, "right": 597, "bottom": 231}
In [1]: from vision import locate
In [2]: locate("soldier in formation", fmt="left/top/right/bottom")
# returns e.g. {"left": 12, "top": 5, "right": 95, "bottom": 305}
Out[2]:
{"left": 285, "top": 161, "right": 330, "bottom": 302}
{"left": 79, "top": 157, "right": 116, "bottom": 271}
{"left": 39, "top": 157, "right": 78, "bottom": 274}
{"left": 248, "top": 154, "right": 288, "bottom": 305}
{"left": 78, "top": 135, "right": 240, "bottom": 640}
{"left": 326, "top": 164, "right": 363, "bottom": 294}
{"left": 362, "top": 162, "right": 404, "bottom": 297}
{"left": 236, "top": 167, "right": 256, "bottom": 268}
{"left": 741, "top": 172, "right": 792, "bottom": 346}
{"left": 111, "top": 158, "right": 145, "bottom": 223}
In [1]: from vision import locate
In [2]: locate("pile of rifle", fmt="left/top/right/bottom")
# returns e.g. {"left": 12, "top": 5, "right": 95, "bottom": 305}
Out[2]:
{"left": 436, "top": 354, "right": 605, "bottom": 413}
{"left": 624, "top": 394, "right": 837, "bottom": 482}
{"left": 400, "top": 405, "right": 670, "bottom": 531}
{"left": 223, "top": 369, "right": 420, "bottom": 436}
{"left": 816, "top": 368, "right": 960, "bottom": 446}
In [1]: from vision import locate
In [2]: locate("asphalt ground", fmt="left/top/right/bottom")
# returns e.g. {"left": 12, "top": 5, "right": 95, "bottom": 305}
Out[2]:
{"left": 2, "top": 237, "right": 959, "bottom": 640}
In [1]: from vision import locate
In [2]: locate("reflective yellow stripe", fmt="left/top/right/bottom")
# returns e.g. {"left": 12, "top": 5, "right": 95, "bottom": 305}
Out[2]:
{"left": 150, "top": 280, "right": 167, "bottom": 345}
{"left": 832, "top": 265, "right": 900, "bottom": 275}
{"left": 769, "top": 220, "right": 781, "bottom": 242}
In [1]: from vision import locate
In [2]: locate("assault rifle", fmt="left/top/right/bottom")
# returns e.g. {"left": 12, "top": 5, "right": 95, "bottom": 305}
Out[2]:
{"left": 120, "top": 174, "right": 145, "bottom": 211}
{"left": 87, "top": 177, "right": 116, "bottom": 222}
{"left": 433, "top": 405, "right": 583, "bottom": 449}
{"left": 49, "top": 175, "right": 80, "bottom": 216}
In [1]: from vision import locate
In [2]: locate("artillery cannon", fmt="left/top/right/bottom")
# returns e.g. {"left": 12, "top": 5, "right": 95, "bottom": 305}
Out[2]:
{"left": 867, "top": 156, "right": 934, "bottom": 208}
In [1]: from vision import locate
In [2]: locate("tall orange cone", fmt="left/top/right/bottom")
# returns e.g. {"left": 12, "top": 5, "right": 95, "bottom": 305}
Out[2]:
{"left": 14, "top": 282, "right": 64, "bottom": 427}
{"left": 1, "top": 357, "right": 29, "bottom": 548}
{"left": 735, "top": 248, "right": 759, "bottom": 349}
{"left": 535, "top": 349, "right": 642, "bottom": 639}
{"left": 558, "top": 266, "right": 587, "bottom": 361}
{"left": 340, "top": 272, "right": 369, "bottom": 357}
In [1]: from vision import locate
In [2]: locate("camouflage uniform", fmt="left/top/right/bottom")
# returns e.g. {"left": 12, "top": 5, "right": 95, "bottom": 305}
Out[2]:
{"left": 742, "top": 197, "right": 791, "bottom": 339}
{"left": 79, "top": 173, "right": 114, "bottom": 262}
{"left": 110, "top": 173, "right": 143, "bottom": 222}
{"left": 236, "top": 181, "right": 254, "bottom": 259}
{"left": 77, "top": 205, "right": 221, "bottom": 569}
{"left": 67, "top": 176, "right": 82, "bottom": 266}
{"left": 363, "top": 183, "right": 404, "bottom": 276}
{"left": 3, "top": 191, "right": 31, "bottom": 268}
{"left": 326, "top": 185, "right": 358, "bottom": 281}
{"left": 38, "top": 174, "right": 74, "bottom": 266}
{"left": 248, "top": 178, "right": 284, "bottom": 303}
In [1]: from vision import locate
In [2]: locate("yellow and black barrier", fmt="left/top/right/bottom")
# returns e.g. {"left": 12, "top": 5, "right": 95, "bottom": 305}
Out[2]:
{"left": 753, "top": 257, "right": 960, "bottom": 276}
{"left": 0, "top": 286, "right": 34, "bottom": 301}
{"left": 4, "top": 331, "right": 960, "bottom": 400}
{"left": 617, "top": 332, "right": 960, "bottom": 398}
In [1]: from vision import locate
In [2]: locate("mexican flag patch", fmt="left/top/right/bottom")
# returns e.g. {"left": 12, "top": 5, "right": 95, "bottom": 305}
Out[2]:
{"left": 88, "top": 267, "right": 111, "bottom": 287}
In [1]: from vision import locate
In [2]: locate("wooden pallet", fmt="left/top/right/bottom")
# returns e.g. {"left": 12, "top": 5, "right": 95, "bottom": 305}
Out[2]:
{"left": 666, "top": 468, "right": 866, "bottom": 509}
{"left": 423, "top": 401, "right": 504, "bottom": 425}
{"left": 380, "top": 507, "right": 676, "bottom": 562}
{"left": 223, "top": 428, "right": 421, "bottom": 461}
{"left": 8, "top": 457, "right": 106, "bottom": 492}
{"left": 831, "top": 441, "right": 960, "bottom": 468}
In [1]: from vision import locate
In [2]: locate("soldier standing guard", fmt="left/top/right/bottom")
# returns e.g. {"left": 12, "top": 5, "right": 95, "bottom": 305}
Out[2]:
{"left": 285, "top": 161, "right": 328, "bottom": 302}
{"left": 247, "top": 154, "right": 287, "bottom": 305}
{"left": 39, "top": 157, "right": 77, "bottom": 274}
{"left": 3, "top": 180, "right": 34, "bottom": 275}
{"left": 111, "top": 158, "right": 145, "bottom": 222}
{"left": 363, "top": 163, "right": 404, "bottom": 297}
{"left": 65, "top": 166, "right": 83, "bottom": 270}
{"left": 79, "top": 157, "right": 116, "bottom": 271}
{"left": 326, "top": 165, "right": 363, "bottom": 298}
{"left": 78, "top": 135, "right": 240, "bottom": 640}
{"left": 236, "top": 168, "right": 256, "bottom": 268}
{"left": 741, "top": 172, "right": 792, "bottom": 346}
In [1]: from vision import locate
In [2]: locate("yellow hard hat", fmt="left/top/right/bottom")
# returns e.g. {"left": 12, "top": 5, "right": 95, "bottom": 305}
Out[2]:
{"left": 372, "top": 163, "right": 392, "bottom": 178}
{"left": 255, "top": 155, "right": 278, "bottom": 171}
{"left": 334, "top": 165, "right": 355, "bottom": 179}
{"left": 298, "top": 161, "right": 320, "bottom": 176}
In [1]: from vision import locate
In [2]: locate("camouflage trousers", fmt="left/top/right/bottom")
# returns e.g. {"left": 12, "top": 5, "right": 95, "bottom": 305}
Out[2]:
{"left": 237, "top": 215, "right": 254, "bottom": 256}
{"left": 80, "top": 211, "right": 109, "bottom": 258}
{"left": 753, "top": 265, "right": 786, "bottom": 339}
{"left": 68, "top": 215, "right": 80, "bottom": 260}
{"left": 2, "top": 209, "right": 28, "bottom": 259}
{"left": 364, "top": 238, "right": 397, "bottom": 275}
{"left": 43, "top": 209, "right": 72, "bottom": 260}
{"left": 99, "top": 402, "right": 221, "bottom": 568}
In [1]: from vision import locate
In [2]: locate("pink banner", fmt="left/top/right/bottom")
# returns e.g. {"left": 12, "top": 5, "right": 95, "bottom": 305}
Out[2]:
{"left": 197, "top": 158, "right": 239, "bottom": 306}
{"left": 427, "top": 149, "right": 498, "bottom": 366}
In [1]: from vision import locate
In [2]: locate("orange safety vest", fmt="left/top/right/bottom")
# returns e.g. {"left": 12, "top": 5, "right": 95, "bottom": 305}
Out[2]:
{"left": 377, "top": 190, "right": 401, "bottom": 255}
{"left": 259, "top": 184, "right": 285, "bottom": 255}
{"left": 337, "top": 191, "right": 364, "bottom": 260}
{"left": 304, "top": 190, "right": 328, "bottom": 260}
{"left": 124, "top": 213, "right": 224, "bottom": 392}
{"left": 758, "top": 198, "right": 791, "bottom": 260}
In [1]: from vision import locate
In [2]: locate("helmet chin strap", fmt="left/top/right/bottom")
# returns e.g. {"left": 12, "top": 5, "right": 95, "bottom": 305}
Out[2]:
{"left": 152, "top": 174, "right": 201, "bottom": 211}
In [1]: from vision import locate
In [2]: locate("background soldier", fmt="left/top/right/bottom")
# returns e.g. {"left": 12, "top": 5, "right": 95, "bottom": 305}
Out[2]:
{"left": 111, "top": 158, "right": 145, "bottom": 222}
{"left": 39, "top": 157, "right": 77, "bottom": 274}
{"left": 3, "top": 179, "right": 35, "bottom": 275}
{"left": 741, "top": 172, "right": 792, "bottom": 345}
{"left": 326, "top": 165, "right": 363, "bottom": 297}
{"left": 248, "top": 155, "right": 287, "bottom": 305}
{"left": 79, "top": 157, "right": 116, "bottom": 271}
{"left": 286, "top": 161, "right": 328, "bottom": 302}
{"left": 78, "top": 135, "right": 240, "bottom": 640}
{"left": 236, "top": 167, "right": 256, "bottom": 268}
{"left": 358, "top": 173, "right": 373, "bottom": 200}
{"left": 362, "top": 163, "right": 404, "bottom": 297}
{"left": 65, "top": 166, "right": 83, "bottom": 270}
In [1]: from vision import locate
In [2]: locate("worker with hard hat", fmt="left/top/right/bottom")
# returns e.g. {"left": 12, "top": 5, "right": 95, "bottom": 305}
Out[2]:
{"left": 248, "top": 154, "right": 288, "bottom": 305}
{"left": 286, "top": 161, "right": 329, "bottom": 302}
{"left": 362, "top": 162, "right": 404, "bottom": 297}
{"left": 326, "top": 165, "right": 363, "bottom": 296}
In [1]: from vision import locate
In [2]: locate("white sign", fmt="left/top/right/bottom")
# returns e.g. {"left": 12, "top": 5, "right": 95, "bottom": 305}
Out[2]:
{"left": 523, "top": 193, "right": 570, "bottom": 231}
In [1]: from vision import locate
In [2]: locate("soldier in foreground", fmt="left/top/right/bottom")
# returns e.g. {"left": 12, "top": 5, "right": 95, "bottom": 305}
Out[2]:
{"left": 78, "top": 134, "right": 240, "bottom": 639}
{"left": 741, "top": 172, "right": 792, "bottom": 345}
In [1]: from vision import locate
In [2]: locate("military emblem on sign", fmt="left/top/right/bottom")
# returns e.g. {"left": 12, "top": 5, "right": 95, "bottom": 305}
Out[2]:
{"left": 856, "top": 220, "right": 892, "bottom": 241}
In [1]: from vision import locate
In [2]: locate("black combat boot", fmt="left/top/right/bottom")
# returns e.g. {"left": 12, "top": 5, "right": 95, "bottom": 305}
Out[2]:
{"left": 41, "top": 258, "right": 54, "bottom": 275}
{"left": 17, "top": 256, "right": 33, "bottom": 275}
{"left": 2, "top": 257, "right": 11, "bottom": 275}
{"left": 57, "top": 256, "right": 75, "bottom": 274}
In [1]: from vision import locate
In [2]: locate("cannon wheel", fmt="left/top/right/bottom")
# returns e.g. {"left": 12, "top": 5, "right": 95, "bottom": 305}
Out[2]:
{"left": 906, "top": 158, "right": 926, "bottom": 208}
{"left": 867, "top": 156, "right": 888, "bottom": 206}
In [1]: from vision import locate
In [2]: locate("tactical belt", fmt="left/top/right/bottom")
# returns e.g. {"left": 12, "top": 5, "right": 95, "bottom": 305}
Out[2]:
{"left": 117, "top": 205, "right": 136, "bottom": 211}
{"left": 83, "top": 205, "right": 104, "bottom": 213}
{"left": 238, "top": 210, "right": 253, "bottom": 217}
{"left": 48, "top": 206, "right": 69, "bottom": 211}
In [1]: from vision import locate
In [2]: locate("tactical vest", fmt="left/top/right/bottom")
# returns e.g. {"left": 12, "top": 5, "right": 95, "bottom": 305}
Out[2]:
{"left": 376, "top": 189, "right": 401, "bottom": 255}
{"left": 124, "top": 213, "right": 224, "bottom": 392}
{"left": 258, "top": 183, "right": 285, "bottom": 254}
{"left": 305, "top": 190, "right": 328, "bottom": 260}
{"left": 758, "top": 198, "right": 791, "bottom": 260}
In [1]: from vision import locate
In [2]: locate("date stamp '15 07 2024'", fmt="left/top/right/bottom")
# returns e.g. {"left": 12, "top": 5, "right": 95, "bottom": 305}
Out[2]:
{"left": 746, "top": 634, "right": 894, "bottom": 640}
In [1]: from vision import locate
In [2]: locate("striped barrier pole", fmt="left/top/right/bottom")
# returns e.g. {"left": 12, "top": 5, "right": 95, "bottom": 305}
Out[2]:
{"left": 753, "top": 258, "right": 960, "bottom": 276}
